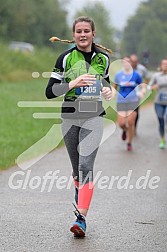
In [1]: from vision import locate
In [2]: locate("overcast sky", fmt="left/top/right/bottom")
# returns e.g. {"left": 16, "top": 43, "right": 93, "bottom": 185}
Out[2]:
{"left": 66, "top": 0, "right": 146, "bottom": 29}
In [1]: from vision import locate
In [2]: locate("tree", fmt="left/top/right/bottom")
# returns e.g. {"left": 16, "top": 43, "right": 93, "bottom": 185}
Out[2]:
{"left": 0, "top": 0, "right": 70, "bottom": 48}
{"left": 138, "top": 19, "right": 167, "bottom": 66}
{"left": 121, "top": 0, "right": 167, "bottom": 67}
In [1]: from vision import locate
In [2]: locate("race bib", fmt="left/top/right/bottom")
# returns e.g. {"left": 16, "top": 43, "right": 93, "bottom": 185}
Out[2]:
{"left": 75, "top": 74, "right": 101, "bottom": 97}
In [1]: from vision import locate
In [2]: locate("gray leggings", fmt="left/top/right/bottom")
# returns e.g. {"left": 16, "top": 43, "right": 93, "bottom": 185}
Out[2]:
{"left": 61, "top": 117, "right": 103, "bottom": 184}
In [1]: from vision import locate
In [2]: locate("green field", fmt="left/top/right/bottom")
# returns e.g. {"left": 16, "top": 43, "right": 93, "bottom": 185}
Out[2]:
{"left": 0, "top": 43, "right": 62, "bottom": 170}
{"left": 0, "top": 79, "right": 63, "bottom": 170}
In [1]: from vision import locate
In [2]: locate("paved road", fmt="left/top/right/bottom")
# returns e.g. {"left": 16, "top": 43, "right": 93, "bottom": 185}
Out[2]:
{"left": 0, "top": 106, "right": 167, "bottom": 252}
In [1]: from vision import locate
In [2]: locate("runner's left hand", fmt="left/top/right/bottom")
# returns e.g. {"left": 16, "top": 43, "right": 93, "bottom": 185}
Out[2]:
{"left": 102, "top": 87, "right": 112, "bottom": 100}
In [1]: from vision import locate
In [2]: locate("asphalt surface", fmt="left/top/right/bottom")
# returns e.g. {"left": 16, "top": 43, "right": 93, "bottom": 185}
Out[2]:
{"left": 0, "top": 105, "right": 167, "bottom": 252}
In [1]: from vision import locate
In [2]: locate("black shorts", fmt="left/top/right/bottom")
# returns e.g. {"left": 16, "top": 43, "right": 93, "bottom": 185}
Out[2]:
{"left": 117, "top": 102, "right": 139, "bottom": 112}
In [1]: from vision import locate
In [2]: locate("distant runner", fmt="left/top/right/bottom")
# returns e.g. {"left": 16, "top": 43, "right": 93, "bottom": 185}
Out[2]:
{"left": 148, "top": 58, "right": 167, "bottom": 149}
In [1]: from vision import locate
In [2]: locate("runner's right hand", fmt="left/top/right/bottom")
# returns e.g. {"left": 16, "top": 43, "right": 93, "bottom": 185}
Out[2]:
{"left": 69, "top": 74, "right": 96, "bottom": 89}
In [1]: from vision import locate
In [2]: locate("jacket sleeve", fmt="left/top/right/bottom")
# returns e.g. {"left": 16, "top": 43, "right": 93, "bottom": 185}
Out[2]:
{"left": 45, "top": 54, "right": 70, "bottom": 99}
{"left": 102, "top": 55, "right": 111, "bottom": 89}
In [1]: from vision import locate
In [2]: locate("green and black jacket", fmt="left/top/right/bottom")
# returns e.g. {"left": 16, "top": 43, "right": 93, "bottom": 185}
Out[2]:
{"left": 45, "top": 44, "right": 111, "bottom": 118}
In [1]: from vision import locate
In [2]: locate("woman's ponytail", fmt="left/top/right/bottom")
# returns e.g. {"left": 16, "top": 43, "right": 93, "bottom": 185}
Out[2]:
{"left": 49, "top": 36, "right": 112, "bottom": 54}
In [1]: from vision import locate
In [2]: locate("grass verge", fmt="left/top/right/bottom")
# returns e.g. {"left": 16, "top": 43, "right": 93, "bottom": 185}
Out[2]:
{"left": 0, "top": 79, "right": 63, "bottom": 170}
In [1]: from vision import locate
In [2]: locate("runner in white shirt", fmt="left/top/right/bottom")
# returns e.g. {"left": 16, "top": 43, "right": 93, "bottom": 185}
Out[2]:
{"left": 148, "top": 58, "right": 167, "bottom": 149}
